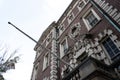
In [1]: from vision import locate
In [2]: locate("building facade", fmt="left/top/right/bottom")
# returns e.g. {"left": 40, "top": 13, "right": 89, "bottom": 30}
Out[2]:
{"left": 31, "top": 0, "right": 120, "bottom": 80}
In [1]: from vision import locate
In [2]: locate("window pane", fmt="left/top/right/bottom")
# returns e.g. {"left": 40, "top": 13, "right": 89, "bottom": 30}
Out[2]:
{"left": 102, "top": 37, "right": 120, "bottom": 59}
{"left": 62, "top": 40, "right": 68, "bottom": 53}
{"left": 85, "top": 11, "right": 99, "bottom": 27}
{"left": 114, "top": 48, "right": 120, "bottom": 54}
{"left": 103, "top": 41, "right": 114, "bottom": 58}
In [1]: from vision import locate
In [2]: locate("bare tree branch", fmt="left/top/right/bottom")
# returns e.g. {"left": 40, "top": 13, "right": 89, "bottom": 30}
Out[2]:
{"left": 0, "top": 44, "right": 20, "bottom": 80}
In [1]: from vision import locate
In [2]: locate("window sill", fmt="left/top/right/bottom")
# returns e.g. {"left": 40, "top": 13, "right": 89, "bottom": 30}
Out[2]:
{"left": 87, "top": 19, "right": 102, "bottom": 32}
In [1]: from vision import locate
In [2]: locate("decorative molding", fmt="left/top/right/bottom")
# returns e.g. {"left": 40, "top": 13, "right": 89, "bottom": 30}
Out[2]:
{"left": 70, "top": 22, "right": 81, "bottom": 38}
{"left": 50, "top": 28, "right": 58, "bottom": 80}
{"left": 94, "top": 0, "right": 120, "bottom": 25}
{"left": 82, "top": 8, "right": 101, "bottom": 30}
{"left": 93, "top": 29, "right": 120, "bottom": 65}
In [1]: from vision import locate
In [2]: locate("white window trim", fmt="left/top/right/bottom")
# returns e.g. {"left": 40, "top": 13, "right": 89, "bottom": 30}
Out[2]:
{"left": 60, "top": 37, "right": 68, "bottom": 58}
{"left": 101, "top": 37, "right": 120, "bottom": 62}
{"left": 77, "top": 0, "right": 85, "bottom": 11}
{"left": 45, "top": 32, "right": 52, "bottom": 46}
{"left": 67, "top": 12, "right": 75, "bottom": 24}
{"left": 77, "top": 0, "right": 89, "bottom": 11}
{"left": 102, "top": 44, "right": 112, "bottom": 63}
{"left": 59, "top": 24, "right": 65, "bottom": 35}
{"left": 83, "top": 8, "right": 101, "bottom": 31}
{"left": 43, "top": 53, "right": 50, "bottom": 71}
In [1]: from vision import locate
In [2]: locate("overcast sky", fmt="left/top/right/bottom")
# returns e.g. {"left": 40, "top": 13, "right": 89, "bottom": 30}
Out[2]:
{"left": 0, "top": 0, "right": 72, "bottom": 80}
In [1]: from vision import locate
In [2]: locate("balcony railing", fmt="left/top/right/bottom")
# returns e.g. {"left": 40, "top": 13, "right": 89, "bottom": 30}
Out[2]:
{"left": 62, "top": 57, "right": 117, "bottom": 80}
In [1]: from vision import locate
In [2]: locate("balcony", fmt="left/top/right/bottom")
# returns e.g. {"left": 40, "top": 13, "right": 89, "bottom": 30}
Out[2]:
{"left": 62, "top": 57, "right": 117, "bottom": 80}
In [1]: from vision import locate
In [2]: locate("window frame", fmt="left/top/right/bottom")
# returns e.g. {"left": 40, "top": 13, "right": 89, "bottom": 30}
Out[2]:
{"left": 102, "top": 37, "right": 120, "bottom": 60}
{"left": 45, "top": 32, "right": 52, "bottom": 46}
{"left": 77, "top": 0, "right": 86, "bottom": 11}
{"left": 60, "top": 37, "right": 68, "bottom": 58}
{"left": 43, "top": 53, "right": 50, "bottom": 71}
{"left": 77, "top": 0, "right": 89, "bottom": 11}
{"left": 59, "top": 24, "right": 65, "bottom": 35}
{"left": 67, "top": 12, "right": 75, "bottom": 24}
{"left": 83, "top": 8, "right": 101, "bottom": 30}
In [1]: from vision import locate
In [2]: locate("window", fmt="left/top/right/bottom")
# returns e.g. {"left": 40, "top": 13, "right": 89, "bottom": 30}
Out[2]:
{"left": 59, "top": 24, "right": 65, "bottom": 35}
{"left": 56, "top": 28, "right": 59, "bottom": 37}
{"left": 79, "top": 1, "right": 85, "bottom": 8}
{"left": 77, "top": 0, "right": 86, "bottom": 11}
{"left": 68, "top": 13, "right": 74, "bottom": 23}
{"left": 83, "top": 9, "right": 101, "bottom": 30}
{"left": 62, "top": 40, "right": 68, "bottom": 53}
{"left": 45, "top": 32, "right": 52, "bottom": 46}
{"left": 60, "top": 38, "right": 68, "bottom": 58}
{"left": 85, "top": 11, "right": 99, "bottom": 27}
{"left": 43, "top": 53, "right": 49, "bottom": 70}
{"left": 102, "top": 37, "right": 120, "bottom": 60}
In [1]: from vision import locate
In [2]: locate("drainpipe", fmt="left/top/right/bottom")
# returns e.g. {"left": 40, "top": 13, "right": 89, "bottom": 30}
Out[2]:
{"left": 90, "top": 0, "right": 120, "bottom": 32}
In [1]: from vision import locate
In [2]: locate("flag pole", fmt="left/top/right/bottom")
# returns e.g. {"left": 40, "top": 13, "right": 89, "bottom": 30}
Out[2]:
{"left": 8, "top": 22, "right": 73, "bottom": 69}
{"left": 8, "top": 22, "right": 38, "bottom": 43}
